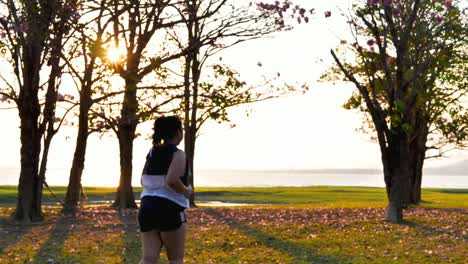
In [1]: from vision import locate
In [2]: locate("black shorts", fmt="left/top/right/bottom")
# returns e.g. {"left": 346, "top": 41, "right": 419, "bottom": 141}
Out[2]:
{"left": 138, "top": 196, "right": 187, "bottom": 232}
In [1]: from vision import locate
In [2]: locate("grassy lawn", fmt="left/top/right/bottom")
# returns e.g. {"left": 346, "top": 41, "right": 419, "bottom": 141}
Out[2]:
{"left": 0, "top": 186, "right": 466, "bottom": 263}
{"left": 1, "top": 186, "right": 467, "bottom": 208}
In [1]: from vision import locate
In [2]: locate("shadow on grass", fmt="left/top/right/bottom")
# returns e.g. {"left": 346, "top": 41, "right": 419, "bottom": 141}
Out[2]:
{"left": 204, "top": 208, "right": 344, "bottom": 264}
{"left": 402, "top": 220, "right": 467, "bottom": 240}
{"left": 118, "top": 209, "right": 141, "bottom": 264}
{"left": 31, "top": 215, "right": 74, "bottom": 264}
{"left": 0, "top": 217, "right": 33, "bottom": 254}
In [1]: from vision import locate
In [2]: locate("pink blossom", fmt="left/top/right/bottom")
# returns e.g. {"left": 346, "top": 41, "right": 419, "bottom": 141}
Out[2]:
{"left": 256, "top": 2, "right": 276, "bottom": 11}
{"left": 386, "top": 56, "right": 396, "bottom": 64}
{"left": 57, "top": 93, "right": 65, "bottom": 102}
{"left": 96, "top": 121, "right": 104, "bottom": 130}
{"left": 299, "top": 8, "right": 306, "bottom": 17}
{"left": 376, "top": 36, "right": 385, "bottom": 45}
{"left": 14, "top": 21, "right": 28, "bottom": 33}
{"left": 353, "top": 42, "right": 363, "bottom": 52}
{"left": 445, "top": 0, "right": 452, "bottom": 9}
{"left": 383, "top": 0, "right": 392, "bottom": 6}
{"left": 64, "top": 5, "right": 73, "bottom": 13}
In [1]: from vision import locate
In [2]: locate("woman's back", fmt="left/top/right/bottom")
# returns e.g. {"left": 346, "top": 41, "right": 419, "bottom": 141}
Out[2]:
{"left": 140, "top": 144, "right": 189, "bottom": 208}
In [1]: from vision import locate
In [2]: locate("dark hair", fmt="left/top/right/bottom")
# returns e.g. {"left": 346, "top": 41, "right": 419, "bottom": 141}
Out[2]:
{"left": 152, "top": 116, "right": 183, "bottom": 145}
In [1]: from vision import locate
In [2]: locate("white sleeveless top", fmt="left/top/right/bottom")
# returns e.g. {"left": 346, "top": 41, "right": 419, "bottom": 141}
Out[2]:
{"left": 140, "top": 147, "right": 189, "bottom": 208}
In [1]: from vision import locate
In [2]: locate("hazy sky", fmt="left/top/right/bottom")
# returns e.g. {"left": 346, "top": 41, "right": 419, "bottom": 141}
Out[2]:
{"left": 0, "top": 0, "right": 466, "bottom": 187}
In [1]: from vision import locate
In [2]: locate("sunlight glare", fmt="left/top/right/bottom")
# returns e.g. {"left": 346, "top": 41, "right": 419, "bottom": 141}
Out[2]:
{"left": 107, "top": 46, "right": 125, "bottom": 63}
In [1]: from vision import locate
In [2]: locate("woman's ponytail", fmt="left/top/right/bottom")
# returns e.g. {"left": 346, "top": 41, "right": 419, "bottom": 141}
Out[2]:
{"left": 152, "top": 116, "right": 167, "bottom": 145}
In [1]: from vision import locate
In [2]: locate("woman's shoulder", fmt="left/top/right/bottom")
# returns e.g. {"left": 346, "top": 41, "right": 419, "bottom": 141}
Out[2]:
{"left": 174, "top": 149, "right": 186, "bottom": 159}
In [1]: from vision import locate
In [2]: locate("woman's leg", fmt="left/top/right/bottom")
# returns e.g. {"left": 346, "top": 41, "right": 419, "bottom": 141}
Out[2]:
{"left": 160, "top": 224, "right": 186, "bottom": 264}
{"left": 139, "top": 230, "right": 163, "bottom": 264}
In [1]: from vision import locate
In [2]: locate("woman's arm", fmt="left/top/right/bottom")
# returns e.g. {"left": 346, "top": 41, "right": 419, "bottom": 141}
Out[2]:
{"left": 166, "top": 150, "right": 193, "bottom": 198}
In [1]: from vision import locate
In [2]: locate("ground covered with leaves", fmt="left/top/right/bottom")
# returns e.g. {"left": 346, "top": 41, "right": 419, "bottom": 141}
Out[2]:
{"left": 0, "top": 205, "right": 466, "bottom": 264}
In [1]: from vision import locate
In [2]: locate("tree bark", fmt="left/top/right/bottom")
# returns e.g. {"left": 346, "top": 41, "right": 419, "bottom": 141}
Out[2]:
{"left": 407, "top": 132, "right": 427, "bottom": 205}
{"left": 409, "top": 152, "right": 424, "bottom": 204}
{"left": 37, "top": 27, "right": 64, "bottom": 210}
{"left": 187, "top": 51, "right": 200, "bottom": 207}
{"left": 64, "top": 53, "right": 96, "bottom": 212}
{"left": 385, "top": 131, "right": 410, "bottom": 223}
{"left": 114, "top": 128, "right": 138, "bottom": 209}
{"left": 37, "top": 124, "right": 54, "bottom": 209}
{"left": 15, "top": 115, "right": 43, "bottom": 223}
{"left": 186, "top": 132, "right": 196, "bottom": 207}
{"left": 113, "top": 78, "right": 138, "bottom": 209}
{"left": 64, "top": 99, "right": 91, "bottom": 211}
{"left": 13, "top": 42, "right": 43, "bottom": 223}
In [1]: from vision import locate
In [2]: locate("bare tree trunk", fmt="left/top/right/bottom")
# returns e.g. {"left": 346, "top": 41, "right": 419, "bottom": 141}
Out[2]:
{"left": 385, "top": 131, "right": 410, "bottom": 223}
{"left": 64, "top": 54, "right": 96, "bottom": 211}
{"left": 186, "top": 133, "right": 196, "bottom": 207}
{"left": 64, "top": 99, "right": 91, "bottom": 211}
{"left": 183, "top": 41, "right": 197, "bottom": 206}
{"left": 13, "top": 45, "right": 43, "bottom": 222}
{"left": 412, "top": 119, "right": 429, "bottom": 205}
{"left": 187, "top": 51, "right": 200, "bottom": 207}
{"left": 409, "top": 153, "right": 424, "bottom": 204}
{"left": 15, "top": 117, "right": 43, "bottom": 223}
{"left": 407, "top": 136, "right": 426, "bottom": 205}
{"left": 37, "top": 29, "right": 64, "bottom": 210}
{"left": 37, "top": 125, "right": 54, "bottom": 209}
{"left": 114, "top": 128, "right": 138, "bottom": 209}
{"left": 113, "top": 79, "right": 138, "bottom": 209}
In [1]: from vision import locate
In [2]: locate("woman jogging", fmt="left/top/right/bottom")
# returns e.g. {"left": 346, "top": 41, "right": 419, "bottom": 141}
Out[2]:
{"left": 138, "top": 116, "right": 193, "bottom": 264}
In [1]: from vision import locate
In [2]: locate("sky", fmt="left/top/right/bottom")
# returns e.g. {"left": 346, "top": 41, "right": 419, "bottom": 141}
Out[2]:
{"left": 0, "top": 0, "right": 467, "bottom": 187}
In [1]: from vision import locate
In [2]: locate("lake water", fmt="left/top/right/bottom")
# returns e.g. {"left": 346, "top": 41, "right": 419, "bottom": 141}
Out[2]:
{"left": 0, "top": 168, "right": 467, "bottom": 188}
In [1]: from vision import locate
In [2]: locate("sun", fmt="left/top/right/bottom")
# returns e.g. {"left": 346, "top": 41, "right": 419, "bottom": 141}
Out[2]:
{"left": 106, "top": 46, "right": 125, "bottom": 63}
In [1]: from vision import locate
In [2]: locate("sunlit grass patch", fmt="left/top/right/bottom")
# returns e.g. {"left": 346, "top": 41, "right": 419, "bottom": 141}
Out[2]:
{"left": 0, "top": 187, "right": 467, "bottom": 263}
{"left": 1, "top": 186, "right": 467, "bottom": 209}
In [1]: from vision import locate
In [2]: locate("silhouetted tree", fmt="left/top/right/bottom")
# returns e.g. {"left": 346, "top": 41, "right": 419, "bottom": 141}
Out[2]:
{"left": 0, "top": 0, "right": 79, "bottom": 222}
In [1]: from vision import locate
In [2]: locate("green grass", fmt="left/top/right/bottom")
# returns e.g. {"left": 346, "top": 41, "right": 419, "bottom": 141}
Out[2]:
{"left": 0, "top": 186, "right": 119, "bottom": 205}
{"left": 1, "top": 185, "right": 467, "bottom": 208}
{"left": 0, "top": 205, "right": 466, "bottom": 263}
{"left": 1, "top": 186, "right": 466, "bottom": 263}
{"left": 196, "top": 186, "right": 468, "bottom": 208}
